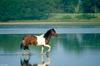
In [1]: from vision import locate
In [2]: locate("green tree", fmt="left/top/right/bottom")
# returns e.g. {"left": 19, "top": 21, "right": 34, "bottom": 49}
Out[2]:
{"left": 0, "top": 0, "right": 56, "bottom": 21}
{"left": 81, "top": 0, "right": 97, "bottom": 13}
{"left": 96, "top": 0, "right": 100, "bottom": 12}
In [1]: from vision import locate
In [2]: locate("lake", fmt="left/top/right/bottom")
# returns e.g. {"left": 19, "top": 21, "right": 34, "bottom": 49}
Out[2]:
{"left": 0, "top": 27, "right": 100, "bottom": 66}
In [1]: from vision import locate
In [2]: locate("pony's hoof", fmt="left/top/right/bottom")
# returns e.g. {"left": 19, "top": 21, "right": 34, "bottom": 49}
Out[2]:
{"left": 40, "top": 53, "right": 45, "bottom": 55}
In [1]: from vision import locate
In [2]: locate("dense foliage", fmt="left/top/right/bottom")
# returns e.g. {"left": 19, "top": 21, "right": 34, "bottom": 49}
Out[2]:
{"left": 0, "top": 0, "right": 100, "bottom": 21}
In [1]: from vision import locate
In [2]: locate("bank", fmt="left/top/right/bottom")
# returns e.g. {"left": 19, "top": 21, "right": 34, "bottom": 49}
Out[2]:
{"left": 0, "top": 22, "right": 100, "bottom": 26}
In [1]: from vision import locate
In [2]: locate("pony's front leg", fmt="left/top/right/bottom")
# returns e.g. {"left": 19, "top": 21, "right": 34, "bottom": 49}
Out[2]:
{"left": 41, "top": 46, "right": 44, "bottom": 54}
{"left": 44, "top": 45, "right": 51, "bottom": 53}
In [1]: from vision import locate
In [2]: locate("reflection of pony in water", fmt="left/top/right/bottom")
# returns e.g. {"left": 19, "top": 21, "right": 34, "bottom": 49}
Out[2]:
{"left": 20, "top": 51, "right": 31, "bottom": 66}
{"left": 21, "top": 59, "right": 30, "bottom": 66}
{"left": 20, "top": 28, "right": 57, "bottom": 54}
{"left": 20, "top": 50, "right": 51, "bottom": 66}
{"left": 33, "top": 54, "right": 50, "bottom": 66}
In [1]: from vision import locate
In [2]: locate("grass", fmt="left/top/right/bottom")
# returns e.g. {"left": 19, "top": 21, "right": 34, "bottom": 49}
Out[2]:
{"left": 0, "top": 13, "right": 100, "bottom": 22}
{"left": 48, "top": 13, "right": 100, "bottom": 22}
{"left": 0, "top": 13, "right": 100, "bottom": 26}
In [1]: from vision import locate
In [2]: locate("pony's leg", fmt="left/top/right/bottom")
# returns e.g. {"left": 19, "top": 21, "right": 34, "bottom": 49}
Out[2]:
{"left": 44, "top": 45, "right": 51, "bottom": 52}
{"left": 24, "top": 46, "right": 29, "bottom": 50}
{"left": 41, "top": 46, "right": 44, "bottom": 54}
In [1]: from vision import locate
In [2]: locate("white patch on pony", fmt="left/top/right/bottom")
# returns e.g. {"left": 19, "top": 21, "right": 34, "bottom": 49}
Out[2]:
{"left": 36, "top": 34, "right": 45, "bottom": 46}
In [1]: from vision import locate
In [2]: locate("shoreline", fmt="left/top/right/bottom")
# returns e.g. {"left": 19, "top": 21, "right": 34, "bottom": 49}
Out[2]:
{"left": 0, "top": 22, "right": 100, "bottom": 26}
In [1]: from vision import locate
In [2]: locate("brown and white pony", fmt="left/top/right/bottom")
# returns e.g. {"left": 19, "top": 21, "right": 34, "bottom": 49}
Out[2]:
{"left": 20, "top": 28, "right": 57, "bottom": 54}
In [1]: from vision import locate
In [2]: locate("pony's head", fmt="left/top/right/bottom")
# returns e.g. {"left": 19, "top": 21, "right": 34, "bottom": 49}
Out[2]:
{"left": 50, "top": 28, "right": 57, "bottom": 36}
{"left": 44, "top": 28, "right": 57, "bottom": 39}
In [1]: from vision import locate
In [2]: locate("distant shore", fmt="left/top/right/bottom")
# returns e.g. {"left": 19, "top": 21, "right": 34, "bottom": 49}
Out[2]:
{"left": 0, "top": 13, "right": 100, "bottom": 26}
{"left": 0, "top": 22, "right": 100, "bottom": 26}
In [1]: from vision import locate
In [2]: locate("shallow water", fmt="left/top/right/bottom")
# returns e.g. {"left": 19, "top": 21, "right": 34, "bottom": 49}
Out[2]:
{"left": 0, "top": 25, "right": 100, "bottom": 34}
{"left": 0, "top": 27, "right": 100, "bottom": 34}
{"left": 0, "top": 34, "right": 100, "bottom": 66}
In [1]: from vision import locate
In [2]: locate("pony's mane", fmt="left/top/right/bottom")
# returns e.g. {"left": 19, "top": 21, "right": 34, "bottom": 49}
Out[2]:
{"left": 44, "top": 29, "right": 51, "bottom": 39}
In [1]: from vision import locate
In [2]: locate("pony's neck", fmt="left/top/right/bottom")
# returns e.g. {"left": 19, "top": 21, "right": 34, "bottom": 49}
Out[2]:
{"left": 44, "top": 30, "right": 52, "bottom": 42}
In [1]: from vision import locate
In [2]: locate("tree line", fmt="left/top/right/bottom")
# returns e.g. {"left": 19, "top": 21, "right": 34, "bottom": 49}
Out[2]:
{"left": 0, "top": 0, "right": 100, "bottom": 21}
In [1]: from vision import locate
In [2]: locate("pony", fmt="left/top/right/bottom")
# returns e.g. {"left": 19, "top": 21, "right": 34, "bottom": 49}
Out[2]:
{"left": 20, "top": 28, "right": 57, "bottom": 54}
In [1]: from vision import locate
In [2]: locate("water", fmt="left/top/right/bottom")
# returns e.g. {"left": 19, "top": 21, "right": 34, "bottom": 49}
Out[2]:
{"left": 0, "top": 25, "right": 100, "bottom": 34}
{"left": 0, "top": 27, "right": 100, "bottom": 34}
{"left": 0, "top": 33, "right": 100, "bottom": 66}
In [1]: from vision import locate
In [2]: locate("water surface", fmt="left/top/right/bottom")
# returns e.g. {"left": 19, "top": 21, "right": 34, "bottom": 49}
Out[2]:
{"left": 0, "top": 34, "right": 100, "bottom": 66}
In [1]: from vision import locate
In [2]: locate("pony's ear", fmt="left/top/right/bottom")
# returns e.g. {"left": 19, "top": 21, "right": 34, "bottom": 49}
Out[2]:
{"left": 51, "top": 28, "right": 56, "bottom": 33}
{"left": 51, "top": 28, "right": 55, "bottom": 30}
{"left": 50, "top": 28, "right": 56, "bottom": 32}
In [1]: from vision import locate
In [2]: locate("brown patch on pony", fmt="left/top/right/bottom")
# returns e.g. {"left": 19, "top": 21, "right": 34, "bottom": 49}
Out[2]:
{"left": 33, "top": 64, "right": 38, "bottom": 66}
{"left": 46, "top": 64, "right": 48, "bottom": 66}
{"left": 23, "top": 35, "right": 37, "bottom": 46}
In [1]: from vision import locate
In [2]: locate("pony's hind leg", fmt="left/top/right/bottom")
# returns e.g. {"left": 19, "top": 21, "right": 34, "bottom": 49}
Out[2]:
{"left": 23, "top": 46, "right": 29, "bottom": 50}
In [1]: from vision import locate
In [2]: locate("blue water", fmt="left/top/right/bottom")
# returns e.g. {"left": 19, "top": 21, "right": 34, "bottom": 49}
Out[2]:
{"left": 0, "top": 26, "right": 100, "bottom": 66}
{"left": 0, "top": 27, "right": 100, "bottom": 34}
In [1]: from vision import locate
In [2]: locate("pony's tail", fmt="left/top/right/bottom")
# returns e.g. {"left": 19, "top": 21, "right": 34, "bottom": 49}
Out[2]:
{"left": 20, "top": 42, "right": 23, "bottom": 49}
